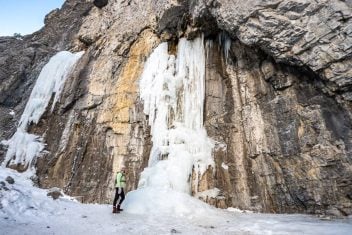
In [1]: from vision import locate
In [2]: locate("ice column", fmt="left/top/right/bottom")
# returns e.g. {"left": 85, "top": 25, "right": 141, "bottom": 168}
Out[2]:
{"left": 138, "top": 36, "right": 214, "bottom": 194}
{"left": 1, "top": 51, "right": 84, "bottom": 171}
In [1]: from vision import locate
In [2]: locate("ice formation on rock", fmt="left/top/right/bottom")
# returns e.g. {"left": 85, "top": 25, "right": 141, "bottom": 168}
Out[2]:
{"left": 1, "top": 51, "right": 84, "bottom": 171}
{"left": 124, "top": 37, "right": 215, "bottom": 215}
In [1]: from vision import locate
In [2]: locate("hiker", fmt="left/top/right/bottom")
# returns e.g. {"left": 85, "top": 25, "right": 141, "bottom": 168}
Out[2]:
{"left": 113, "top": 167, "right": 127, "bottom": 213}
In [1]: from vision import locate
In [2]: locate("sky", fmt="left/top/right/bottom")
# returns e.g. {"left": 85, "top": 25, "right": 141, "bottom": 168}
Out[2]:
{"left": 0, "top": 0, "right": 65, "bottom": 36}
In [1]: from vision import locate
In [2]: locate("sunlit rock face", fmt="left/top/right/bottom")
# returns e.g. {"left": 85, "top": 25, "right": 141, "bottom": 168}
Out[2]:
{"left": 0, "top": 0, "right": 351, "bottom": 217}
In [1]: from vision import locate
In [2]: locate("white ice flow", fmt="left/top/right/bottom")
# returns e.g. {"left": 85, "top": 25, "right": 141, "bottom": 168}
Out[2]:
{"left": 124, "top": 37, "right": 216, "bottom": 216}
{"left": 1, "top": 51, "right": 84, "bottom": 172}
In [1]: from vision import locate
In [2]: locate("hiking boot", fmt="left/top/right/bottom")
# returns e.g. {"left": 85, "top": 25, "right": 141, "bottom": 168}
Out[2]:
{"left": 117, "top": 205, "right": 123, "bottom": 212}
{"left": 112, "top": 206, "right": 119, "bottom": 213}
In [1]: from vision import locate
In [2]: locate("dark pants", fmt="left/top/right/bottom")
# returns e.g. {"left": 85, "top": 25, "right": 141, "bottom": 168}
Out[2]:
{"left": 113, "top": 187, "right": 125, "bottom": 207}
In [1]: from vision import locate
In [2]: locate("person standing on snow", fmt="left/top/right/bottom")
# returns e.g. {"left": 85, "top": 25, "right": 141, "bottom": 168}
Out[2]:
{"left": 113, "top": 167, "right": 127, "bottom": 213}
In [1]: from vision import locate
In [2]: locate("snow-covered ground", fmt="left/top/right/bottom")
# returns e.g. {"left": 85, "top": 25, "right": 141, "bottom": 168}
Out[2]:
{"left": 1, "top": 167, "right": 351, "bottom": 235}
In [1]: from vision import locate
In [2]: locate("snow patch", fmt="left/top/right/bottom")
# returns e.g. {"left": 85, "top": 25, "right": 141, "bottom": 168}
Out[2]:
{"left": 1, "top": 130, "right": 45, "bottom": 167}
{"left": 227, "top": 207, "right": 253, "bottom": 214}
{"left": 0, "top": 167, "right": 76, "bottom": 221}
{"left": 195, "top": 188, "right": 221, "bottom": 199}
{"left": 124, "top": 188, "right": 214, "bottom": 218}
{"left": 221, "top": 162, "right": 229, "bottom": 170}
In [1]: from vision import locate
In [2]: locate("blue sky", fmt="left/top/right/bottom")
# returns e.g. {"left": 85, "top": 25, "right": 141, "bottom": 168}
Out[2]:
{"left": 0, "top": 0, "right": 65, "bottom": 36}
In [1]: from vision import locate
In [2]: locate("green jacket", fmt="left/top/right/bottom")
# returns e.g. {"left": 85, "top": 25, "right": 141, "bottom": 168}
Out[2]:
{"left": 115, "top": 172, "right": 126, "bottom": 188}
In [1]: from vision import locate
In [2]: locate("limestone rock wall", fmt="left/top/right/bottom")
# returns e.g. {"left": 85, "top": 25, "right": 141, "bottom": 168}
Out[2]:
{"left": 36, "top": 30, "right": 159, "bottom": 203}
{"left": 203, "top": 39, "right": 352, "bottom": 216}
{"left": 203, "top": 0, "right": 352, "bottom": 100}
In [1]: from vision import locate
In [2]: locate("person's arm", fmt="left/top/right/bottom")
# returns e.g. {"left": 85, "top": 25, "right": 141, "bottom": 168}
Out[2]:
{"left": 121, "top": 173, "right": 126, "bottom": 182}
{"left": 116, "top": 172, "right": 122, "bottom": 185}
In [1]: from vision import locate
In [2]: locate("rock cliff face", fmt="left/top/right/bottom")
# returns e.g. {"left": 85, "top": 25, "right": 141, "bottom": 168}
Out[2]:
{"left": 0, "top": 0, "right": 351, "bottom": 216}
{"left": 0, "top": 0, "right": 92, "bottom": 161}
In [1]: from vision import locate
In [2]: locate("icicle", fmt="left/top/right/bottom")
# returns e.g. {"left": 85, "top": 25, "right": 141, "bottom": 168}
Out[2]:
{"left": 1, "top": 51, "right": 84, "bottom": 172}
{"left": 205, "top": 40, "right": 214, "bottom": 60}
{"left": 218, "top": 32, "right": 231, "bottom": 62}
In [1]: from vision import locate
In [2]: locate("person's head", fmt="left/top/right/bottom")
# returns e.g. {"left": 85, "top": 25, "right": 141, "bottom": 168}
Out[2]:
{"left": 120, "top": 166, "right": 126, "bottom": 173}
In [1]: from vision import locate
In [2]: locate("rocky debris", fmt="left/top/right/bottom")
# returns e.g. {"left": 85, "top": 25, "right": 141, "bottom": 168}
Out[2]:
{"left": 170, "top": 228, "right": 181, "bottom": 233}
{"left": 47, "top": 188, "right": 63, "bottom": 200}
{"left": 93, "top": 0, "right": 108, "bottom": 9}
{"left": 5, "top": 176, "right": 14, "bottom": 184}
{"left": 0, "top": 181, "right": 9, "bottom": 191}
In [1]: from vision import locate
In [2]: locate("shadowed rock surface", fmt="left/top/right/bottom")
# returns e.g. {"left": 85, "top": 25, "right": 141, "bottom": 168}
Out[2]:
{"left": 0, "top": 0, "right": 351, "bottom": 216}
{"left": 93, "top": 0, "right": 109, "bottom": 8}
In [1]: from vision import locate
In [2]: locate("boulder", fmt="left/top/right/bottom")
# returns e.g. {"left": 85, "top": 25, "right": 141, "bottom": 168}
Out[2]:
{"left": 5, "top": 176, "right": 14, "bottom": 184}
{"left": 47, "top": 188, "right": 63, "bottom": 200}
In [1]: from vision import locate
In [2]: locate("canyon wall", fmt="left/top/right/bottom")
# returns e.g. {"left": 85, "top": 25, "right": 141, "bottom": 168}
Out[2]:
{"left": 0, "top": 0, "right": 351, "bottom": 216}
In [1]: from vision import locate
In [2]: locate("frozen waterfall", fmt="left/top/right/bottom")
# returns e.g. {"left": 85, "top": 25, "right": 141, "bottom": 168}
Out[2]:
{"left": 1, "top": 51, "right": 84, "bottom": 172}
{"left": 124, "top": 37, "right": 215, "bottom": 216}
